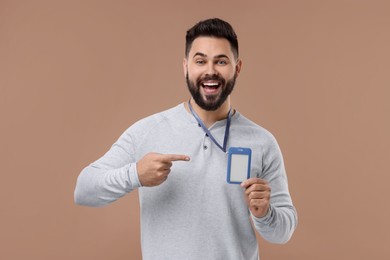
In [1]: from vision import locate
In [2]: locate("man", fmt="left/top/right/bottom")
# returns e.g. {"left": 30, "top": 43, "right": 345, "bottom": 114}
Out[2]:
{"left": 75, "top": 18, "right": 297, "bottom": 260}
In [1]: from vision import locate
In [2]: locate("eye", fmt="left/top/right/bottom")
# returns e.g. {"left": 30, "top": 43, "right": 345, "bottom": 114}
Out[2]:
{"left": 216, "top": 60, "right": 228, "bottom": 65}
{"left": 195, "top": 59, "right": 205, "bottom": 65}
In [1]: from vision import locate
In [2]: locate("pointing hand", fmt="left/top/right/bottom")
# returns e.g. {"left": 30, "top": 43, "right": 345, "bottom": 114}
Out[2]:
{"left": 137, "top": 152, "right": 190, "bottom": 187}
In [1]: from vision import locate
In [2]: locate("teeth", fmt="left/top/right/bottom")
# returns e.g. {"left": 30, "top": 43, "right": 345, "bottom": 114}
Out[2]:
{"left": 203, "top": 82, "right": 219, "bottom": 86}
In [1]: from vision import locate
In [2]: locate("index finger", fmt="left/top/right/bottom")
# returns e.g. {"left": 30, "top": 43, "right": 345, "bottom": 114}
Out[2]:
{"left": 240, "top": 178, "right": 268, "bottom": 188}
{"left": 160, "top": 154, "right": 190, "bottom": 162}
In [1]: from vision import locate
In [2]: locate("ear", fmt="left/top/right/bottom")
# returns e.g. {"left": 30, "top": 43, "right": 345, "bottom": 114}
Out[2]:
{"left": 183, "top": 58, "right": 188, "bottom": 78}
{"left": 235, "top": 59, "right": 243, "bottom": 78}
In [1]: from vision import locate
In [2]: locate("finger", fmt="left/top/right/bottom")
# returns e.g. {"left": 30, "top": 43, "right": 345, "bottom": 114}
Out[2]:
{"left": 160, "top": 154, "right": 190, "bottom": 162}
{"left": 246, "top": 189, "right": 270, "bottom": 199}
{"left": 248, "top": 191, "right": 269, "bottom": 200}
{"left": 250, "top": 199, "right": 269, "bottom": 209}
{"left": 156, "top": 168, "right": 171, "bottom": 178}
{"left": 245, "top": 184, "right": 271, "bottom": 195}
{"left": 241, "top": 178, "right": 268, "bottom": 188}
{"left": 160, "top": 160, "right": 172, "bottom": 169}
{"left": 245, "top": 186, "right": 271, "bottom": 200}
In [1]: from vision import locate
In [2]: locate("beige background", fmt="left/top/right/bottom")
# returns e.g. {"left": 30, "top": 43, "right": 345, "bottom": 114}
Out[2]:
{"left": 1, "top": 0, "right": 389, "bottom": 259}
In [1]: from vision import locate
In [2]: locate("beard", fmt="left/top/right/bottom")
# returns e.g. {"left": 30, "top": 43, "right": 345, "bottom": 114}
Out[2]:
{"left": 186, "top": 72, "right": 236, "bottom": 111}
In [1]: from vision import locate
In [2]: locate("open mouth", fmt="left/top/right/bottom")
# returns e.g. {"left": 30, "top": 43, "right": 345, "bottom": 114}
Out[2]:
{"left": 201, "top": 81, "right": 221, "bottom": 94}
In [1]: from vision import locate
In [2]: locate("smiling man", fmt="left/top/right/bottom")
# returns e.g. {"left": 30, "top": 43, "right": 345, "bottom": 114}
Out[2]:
{"left": 185, "top": 36, "right": 239, "bottom": 113}
{"left": 75, "top": 18, "right": 297, "bottom": 260}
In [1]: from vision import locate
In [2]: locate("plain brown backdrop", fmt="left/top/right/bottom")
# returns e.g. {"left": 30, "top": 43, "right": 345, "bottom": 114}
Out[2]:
{"left": 1, "top": 0, "right": 389, "bottom": 259}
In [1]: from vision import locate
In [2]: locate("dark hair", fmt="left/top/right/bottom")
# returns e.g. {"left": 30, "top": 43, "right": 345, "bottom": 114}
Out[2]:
{"left": 185, "top": 18, "right": 239, "bottom": 59}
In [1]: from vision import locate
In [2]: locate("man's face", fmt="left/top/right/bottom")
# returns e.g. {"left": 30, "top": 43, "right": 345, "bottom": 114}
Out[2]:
{"left": 183, "top": 37, "right": 242, "bottom": 111}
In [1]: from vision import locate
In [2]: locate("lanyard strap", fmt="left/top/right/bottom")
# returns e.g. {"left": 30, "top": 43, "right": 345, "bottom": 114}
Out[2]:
{"left": 188, "top": 101, "right": 232, "bottom": 153}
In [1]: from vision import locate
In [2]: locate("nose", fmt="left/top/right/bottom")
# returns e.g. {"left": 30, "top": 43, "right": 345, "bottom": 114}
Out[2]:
{"left": 205, "top": 63, "right": 218, "bottom": 76}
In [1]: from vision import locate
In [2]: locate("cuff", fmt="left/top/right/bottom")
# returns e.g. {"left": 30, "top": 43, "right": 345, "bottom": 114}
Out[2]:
{"left": 128, "top": 163, "right": 142, "bottom": 188}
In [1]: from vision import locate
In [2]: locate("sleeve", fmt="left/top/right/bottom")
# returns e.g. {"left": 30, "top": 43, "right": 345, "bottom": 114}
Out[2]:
{"left": 251, "top": 135, "right": 298, "bottom": 244}
{"left": 74, "top": 130, "right": 142, "bottom": 207}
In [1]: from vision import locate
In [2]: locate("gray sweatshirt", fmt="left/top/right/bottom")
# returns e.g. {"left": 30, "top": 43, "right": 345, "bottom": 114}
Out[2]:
{"left": 74, "top": 103, "right": 297, "bottom": 260}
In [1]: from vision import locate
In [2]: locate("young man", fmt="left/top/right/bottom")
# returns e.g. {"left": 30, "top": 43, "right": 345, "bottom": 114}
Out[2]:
{"left": 75, "top": 18, "right": 297, "bottom": 260}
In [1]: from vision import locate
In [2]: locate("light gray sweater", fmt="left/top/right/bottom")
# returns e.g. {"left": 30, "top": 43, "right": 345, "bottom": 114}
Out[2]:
{"left": 74, "top": 103, "right": 297, "bottom": 260}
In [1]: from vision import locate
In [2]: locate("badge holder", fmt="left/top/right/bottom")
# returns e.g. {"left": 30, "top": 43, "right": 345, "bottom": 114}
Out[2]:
{"left": 227, "top": 147, "right": 251, "bottom": 184}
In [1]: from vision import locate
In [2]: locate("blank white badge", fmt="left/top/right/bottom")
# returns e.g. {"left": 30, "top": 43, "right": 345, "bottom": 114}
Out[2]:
{"left": 230, "top": 153, "right": 250, "bottom": 182}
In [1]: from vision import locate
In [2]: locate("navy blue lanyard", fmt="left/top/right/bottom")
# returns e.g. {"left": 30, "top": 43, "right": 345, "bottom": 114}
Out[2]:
{"left": 188, "top": 101, "right": 232, "bottom": 153}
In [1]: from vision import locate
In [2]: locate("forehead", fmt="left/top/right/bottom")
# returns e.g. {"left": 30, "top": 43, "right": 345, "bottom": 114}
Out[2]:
{"left": 189, "top": 37, "right": 234, "bottom": 58}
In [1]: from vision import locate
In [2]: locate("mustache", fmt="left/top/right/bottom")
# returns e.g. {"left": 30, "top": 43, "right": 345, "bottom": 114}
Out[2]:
{"left": 197, "top": 75, "right": 225, "bottom": 84}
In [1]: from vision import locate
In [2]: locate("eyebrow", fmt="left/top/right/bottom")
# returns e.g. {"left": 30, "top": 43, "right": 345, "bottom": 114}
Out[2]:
{"left": 193, "top": 52, "right": 230, "bottom": 60}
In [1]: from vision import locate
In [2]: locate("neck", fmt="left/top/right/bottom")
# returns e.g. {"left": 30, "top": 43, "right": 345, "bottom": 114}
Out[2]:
{"left": 186, "top": 98, "right": 231, "bottom": 128}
